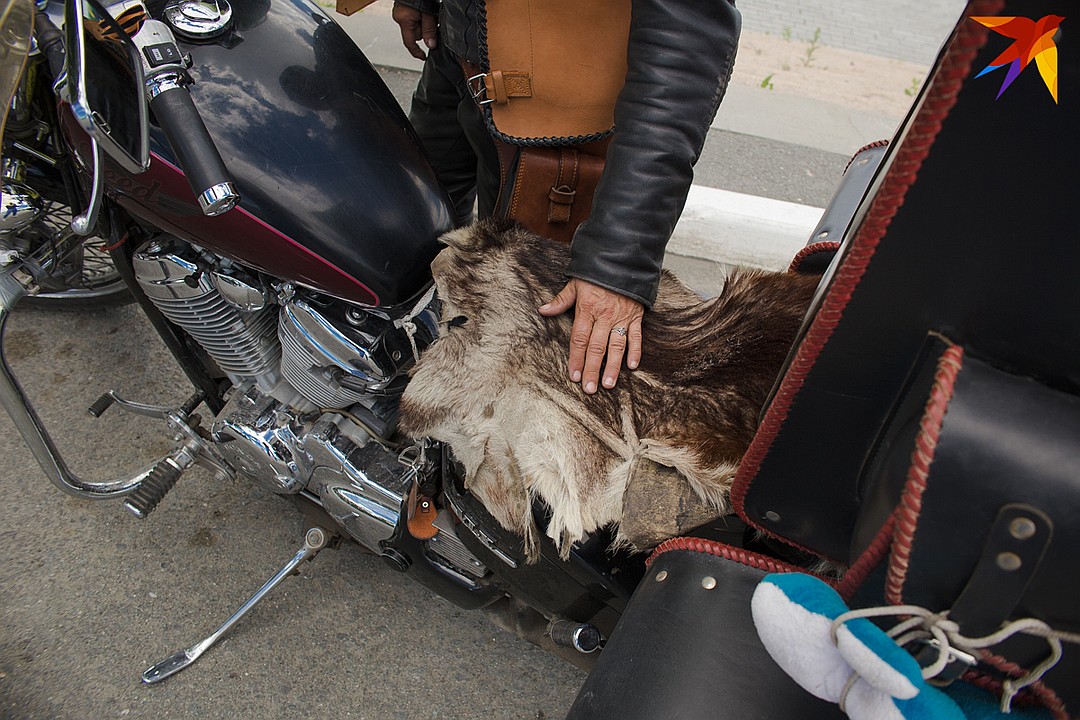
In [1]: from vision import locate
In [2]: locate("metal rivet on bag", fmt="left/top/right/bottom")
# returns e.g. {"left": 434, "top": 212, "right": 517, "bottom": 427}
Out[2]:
{"left": 701, "top": 576, "right": 717, "bottom": 590}
{"left": 816, "top": 231, "right": 829, "bottom": 240}
{"left": 1009, "top": 517, "right": 1037, "bottom": 540}
{"left": 996, "top": 552, "right": 1022, "bottom": 571}
{"left": 765, "top": 511, "right": 781, "bottom": 523}
{"left": 655, "top": 570, "right": 668, "bottom": 582}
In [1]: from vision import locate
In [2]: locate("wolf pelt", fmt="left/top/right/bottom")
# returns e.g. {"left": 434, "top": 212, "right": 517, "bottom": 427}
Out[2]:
{"left": 399, "top": 219, "right": 819, "bottom": 562}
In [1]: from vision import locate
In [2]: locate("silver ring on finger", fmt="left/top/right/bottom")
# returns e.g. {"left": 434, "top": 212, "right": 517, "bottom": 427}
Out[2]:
{"left": 611, "top": 326, "right": 628, "bottom": 337}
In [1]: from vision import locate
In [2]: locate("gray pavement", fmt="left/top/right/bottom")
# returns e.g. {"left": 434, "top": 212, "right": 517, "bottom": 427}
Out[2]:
{"left": 740, "top": 0, "right": 967, "bottom": 64}
{"left": 0, "top": 304, "right": 584, "bottom": 720}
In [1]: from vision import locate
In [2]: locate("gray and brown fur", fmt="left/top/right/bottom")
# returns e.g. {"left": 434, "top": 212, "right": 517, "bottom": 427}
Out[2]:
{"left": 400, "top": 219, "right": 819, "bottom": 561}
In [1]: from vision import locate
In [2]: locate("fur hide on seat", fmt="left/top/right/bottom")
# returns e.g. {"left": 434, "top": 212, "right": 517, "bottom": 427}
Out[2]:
{"left": 399, "top": 219, "right": 819, "bottom": 562}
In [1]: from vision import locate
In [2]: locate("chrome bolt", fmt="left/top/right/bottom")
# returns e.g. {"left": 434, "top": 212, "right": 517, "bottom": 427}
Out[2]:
{"left": 305, "top": 527, "right": 328, "bottom": 549}
{"left": 701, "top": 576, "right": 717, "bottom": 590}
{"left": 1009, "top": 517, "right": 1036, "bottom": 540}
{"left": 655, "top": 570, "right": 668, "bottom": 582}
{"left": 816, "top": 231, "right": 829, "bottom": 240}
{"left": 996, "top": 552, "right": 1022, "bottom": 572}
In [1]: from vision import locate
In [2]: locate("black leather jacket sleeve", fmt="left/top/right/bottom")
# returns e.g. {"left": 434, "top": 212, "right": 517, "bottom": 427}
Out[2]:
{"left": 566, "top": 0, "right": 741, "bottom": 308}
{"left": 394, "top": 0, "right": 440, "bottom": 16}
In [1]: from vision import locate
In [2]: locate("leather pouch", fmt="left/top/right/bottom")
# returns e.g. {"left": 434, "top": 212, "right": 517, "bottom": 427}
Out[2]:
{"left": 841, "top": 342, "right": 1080, "bottom": 716}
{"left": 479, "top": 0, "right": 629, "bottom": 240}
{"left": 567, "top": 541, "right": 844, "bottom": 720}
{"left": 503, "top": 145, "right": 605, "bottom": 243}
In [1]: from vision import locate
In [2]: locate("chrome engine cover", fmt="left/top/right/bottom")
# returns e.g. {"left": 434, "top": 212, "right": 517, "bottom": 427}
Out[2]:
{"left": 278, "top": 300, "right": 375, "bottom": 409}
{"left": 304, "top": 422, "right": 420, "bottom": 552}
{"left": 276, "top": 295, "right": 436, "bottom": 408}
{"left": 210, "top": 382, "right": 419, "bottom": 554}
{"left": 211, "top": 382, "right": 311, "bottom": 493}
{"left": 132, "top": 241, "right": 280, "bottom": 388}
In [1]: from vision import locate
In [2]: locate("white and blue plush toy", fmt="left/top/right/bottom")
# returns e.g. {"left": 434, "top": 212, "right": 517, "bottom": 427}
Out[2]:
{"left": 750, "top": 572, "right": 1051, "bottom": 720}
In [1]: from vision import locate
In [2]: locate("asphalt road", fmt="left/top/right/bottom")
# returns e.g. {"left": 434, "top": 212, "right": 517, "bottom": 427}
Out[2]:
{"left": 0, "top": 303, "right": 584, "bottom": 720}
{"left": 0, "top": 49, "right": 841, "bottom": 720}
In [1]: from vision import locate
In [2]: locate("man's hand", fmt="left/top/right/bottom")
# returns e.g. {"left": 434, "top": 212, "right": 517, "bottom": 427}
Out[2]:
{"left": 539, "top": 279, "right": 644, "bottom": 394}
{"left": 391, "top": 3, "right": 437, "bottom": 61}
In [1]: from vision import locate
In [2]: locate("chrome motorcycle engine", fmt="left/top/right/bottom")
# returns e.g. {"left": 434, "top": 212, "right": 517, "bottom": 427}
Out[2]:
{"left": 128, "top": 238, "right": 480, "bottom": 572}
{"left": 131, "top": 237, "right": 434, "bottom": 408}
{"left": 133, "top": 240, "right": 281, "bottom": 388}
{"left": 211, "top": 380, "right": 423, "bottom": 550}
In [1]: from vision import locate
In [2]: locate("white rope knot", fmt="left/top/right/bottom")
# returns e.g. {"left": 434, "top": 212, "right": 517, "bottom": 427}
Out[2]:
{"left": 394, "top": 284, "right": 437, "bottom": 364}
{"left": 830, "top": 603, "right": 1080, "bottom": 713}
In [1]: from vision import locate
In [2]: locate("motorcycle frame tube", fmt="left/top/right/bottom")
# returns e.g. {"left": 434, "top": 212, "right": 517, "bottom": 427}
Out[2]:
{"left": 0, "top": 203, "right": 223, "bottom": 499}
{"left": 0, "top": 296, "right": 161, "bottom": 499}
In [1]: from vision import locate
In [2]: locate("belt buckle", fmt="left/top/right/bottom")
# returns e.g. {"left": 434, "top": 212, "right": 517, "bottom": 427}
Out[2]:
{"left": 466, "top": 73, "right": 494, "bottom": 105}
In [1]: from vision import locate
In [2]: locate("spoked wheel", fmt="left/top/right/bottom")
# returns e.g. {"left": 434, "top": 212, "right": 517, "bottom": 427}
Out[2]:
{"left": 16, "top": 198, "right": 132, "bottom": 309}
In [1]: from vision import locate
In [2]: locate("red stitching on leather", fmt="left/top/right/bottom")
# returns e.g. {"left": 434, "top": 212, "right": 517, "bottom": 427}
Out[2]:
{"left": 885, "top": 345, "right": 964, "bottom": 604}
{"left": 646, "top": 537, "right": 832, "bottom": 584}
{"left": 837, "top": 511, "right": 896, "bottom": 602}
{"left": 963, "top": 653, "right": 1069, "bottom": 720}
{"left": 788, "top": 241, "right": 841, "bottom": 273}
{"left": 843, "top": 139, "right": 890, "bottom": 175}
{"left": 730, "top": 2, "right": 1002, "bottom": 559}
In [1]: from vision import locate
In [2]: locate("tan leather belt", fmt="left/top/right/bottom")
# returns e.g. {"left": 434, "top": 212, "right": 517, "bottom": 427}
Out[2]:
{"left": 459, "top": 59, "right": 533, "bottom": 107}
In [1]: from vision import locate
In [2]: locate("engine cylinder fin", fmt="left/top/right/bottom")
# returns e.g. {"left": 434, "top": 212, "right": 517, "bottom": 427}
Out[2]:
{"left": 278, "top": 309, "right": 368, "bottom": 409}
{"left": 133, "top": 245, "right": 281, "bottom": 378}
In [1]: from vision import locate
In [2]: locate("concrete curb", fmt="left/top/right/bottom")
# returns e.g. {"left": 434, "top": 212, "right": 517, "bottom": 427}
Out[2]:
{"left": 672, "top": 186, "right": 822, "bottom": 271}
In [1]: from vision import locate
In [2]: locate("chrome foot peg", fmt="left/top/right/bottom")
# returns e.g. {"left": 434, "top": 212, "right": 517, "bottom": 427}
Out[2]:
{"left": 123, "top": 457, "right": 187, "bottom": 518}
{"left": 88, "top": 389, "right": 204, "bottom": 420}
{"left": 88, "top": 389, "right": 233, "bottom": 518}
{"left": 142, "top": 527, "right": 330, "bottom": 684}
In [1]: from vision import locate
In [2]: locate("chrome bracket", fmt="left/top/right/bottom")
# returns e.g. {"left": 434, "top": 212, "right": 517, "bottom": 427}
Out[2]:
{"left": 70, "top": 137, "right": 103, "bottom": 236}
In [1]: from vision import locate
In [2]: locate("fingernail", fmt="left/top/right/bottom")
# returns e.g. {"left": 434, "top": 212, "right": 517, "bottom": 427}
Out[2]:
{"left": 425, "top": 38, "right": 436, "bottom": 49}
{"left": 585, "top": 381, "right": 596, "bottom": 394}
{"left": 539, "top": 303, "right": 550, "bottom": 311}
{"left": 571, "top": 370, "right": 581, "bottom": 382}
{"left": 628, "top": 360, "right": 638, "bottom": 370}
{"left": 603, "top": 376, "right": 615, "bottom": 388}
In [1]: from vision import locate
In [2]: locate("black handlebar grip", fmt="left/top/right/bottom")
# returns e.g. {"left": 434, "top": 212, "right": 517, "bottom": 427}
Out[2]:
{"left": 33, "top": 10, "right": 66, "bottom": 80}
{"left": 149, "top": 86, "right": 238, "bottom": 215}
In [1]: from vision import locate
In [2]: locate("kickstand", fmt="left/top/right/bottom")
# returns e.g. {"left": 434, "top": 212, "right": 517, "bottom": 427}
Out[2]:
{"left": 141, "top": 527, "right": 330, "bottom": 684}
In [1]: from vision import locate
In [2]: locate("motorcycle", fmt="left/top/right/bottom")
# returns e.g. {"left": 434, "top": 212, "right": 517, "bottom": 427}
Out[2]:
{"left": 0, "top": 0, "right": 683, "bottom": 691}
{"left": 5, "top": 0, "right": 1077, "bottom": 717}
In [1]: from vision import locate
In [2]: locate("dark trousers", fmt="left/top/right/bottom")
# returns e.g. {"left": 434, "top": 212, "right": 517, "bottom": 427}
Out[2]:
{"left": 408, "top": 42, "right": 501, "bottom": 227}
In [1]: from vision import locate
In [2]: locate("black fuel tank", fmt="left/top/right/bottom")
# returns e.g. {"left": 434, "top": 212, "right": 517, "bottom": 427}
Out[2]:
{"left": 150, "top": 0, "right": 453, "bottom": 307}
